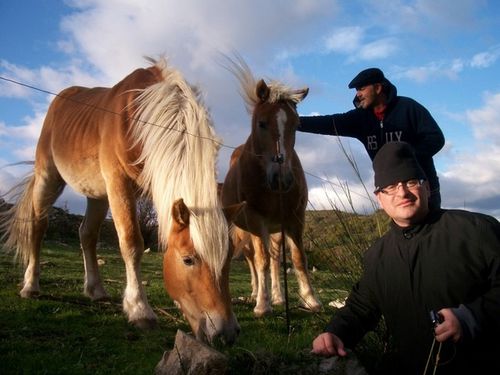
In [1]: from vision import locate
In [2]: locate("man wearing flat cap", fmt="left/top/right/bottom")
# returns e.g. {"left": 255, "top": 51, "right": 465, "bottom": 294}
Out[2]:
{"left": 298, "top": 67, "right": 445, "bottom": 210}
{"left": 311, "top": 142, "right": 500, "bottom": 374}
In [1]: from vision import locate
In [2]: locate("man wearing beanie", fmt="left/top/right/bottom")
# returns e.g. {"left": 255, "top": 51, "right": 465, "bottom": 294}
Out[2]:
{"left": 298, "top": 67, "right": 444, "bottom": 210}
{"left": 311, "top": 142, "right": 500, "bottom": 374}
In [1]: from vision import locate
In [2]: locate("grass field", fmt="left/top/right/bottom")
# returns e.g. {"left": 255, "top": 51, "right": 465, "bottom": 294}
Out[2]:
{"left": 0, "top": 238, "right": 376, "bottom": 374}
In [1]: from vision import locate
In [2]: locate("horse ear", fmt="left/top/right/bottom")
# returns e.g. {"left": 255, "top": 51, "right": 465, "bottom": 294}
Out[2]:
{"left": 172, "top": 198, "right": 190, "bottom": 230}
{"left": 223, "top": 201, "right": 246, "bottom": 222}
{"left": 293, "top": 87, "right": 309, "bottom": 103}
{"left": 256, "top": 79, "right": 270, "bottom": 102}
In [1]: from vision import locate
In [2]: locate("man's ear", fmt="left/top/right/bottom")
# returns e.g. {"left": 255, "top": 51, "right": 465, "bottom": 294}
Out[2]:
{"left": 375, "top": 191, "right": 384, "bottom": 208}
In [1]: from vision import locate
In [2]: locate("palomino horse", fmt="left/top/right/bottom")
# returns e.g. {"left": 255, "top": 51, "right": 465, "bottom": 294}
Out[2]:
{"left": 0, "top": 57, "right": 240, "bottom": 345}
{"left": 221, "top": 57, "right": 322, "bottom": 317}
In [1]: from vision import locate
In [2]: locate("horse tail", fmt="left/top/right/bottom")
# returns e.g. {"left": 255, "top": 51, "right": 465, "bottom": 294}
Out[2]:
{"left": 0, "top": 172, "right": 36, "bottom": 266}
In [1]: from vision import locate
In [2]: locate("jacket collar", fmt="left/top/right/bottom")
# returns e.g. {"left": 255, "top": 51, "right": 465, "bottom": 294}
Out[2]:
{"left": 390, "top": 208, "right": 444, "bottom": 239}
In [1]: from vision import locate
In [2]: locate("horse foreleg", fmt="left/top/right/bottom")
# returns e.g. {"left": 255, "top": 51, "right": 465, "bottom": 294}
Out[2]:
{"left": 269, "top": 233, "right": 284, "bottom": 306}
{"left": 106, "top": 180, "right": 157, "bottom": 329}
{"left": 242, "top": 244, "right": 258, "bottom": 301}
{"left": 80, "top": 198, "right": 110, "bottom": 301}
{"left": 251, "top": 234, "right": 272, "bottom": 317}
{"left": 287, "top": 234, "right": 322, "bottom": 312}
{"left": 232, "top": 227, "right": 258, "bottom": 301}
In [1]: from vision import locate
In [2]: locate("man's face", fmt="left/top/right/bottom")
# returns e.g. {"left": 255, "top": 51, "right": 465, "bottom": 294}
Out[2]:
{"left": 375, "top": 179, "right": 430, "bottom": 227}
{"left": 355, "top": 83, "right": 383, "bottom": 109}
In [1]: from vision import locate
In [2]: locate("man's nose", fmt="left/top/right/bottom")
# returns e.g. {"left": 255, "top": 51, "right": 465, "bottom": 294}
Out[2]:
{"left": 395, "top": 182, "right": 411, "bottom": 195}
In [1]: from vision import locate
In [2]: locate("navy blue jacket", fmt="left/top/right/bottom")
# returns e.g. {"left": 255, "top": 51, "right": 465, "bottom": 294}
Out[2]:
{"left": 326, "top": 209, "right": 500, "bottom": 374}
{"left": 298, "top": 83, "right": 445, "bottom": 194}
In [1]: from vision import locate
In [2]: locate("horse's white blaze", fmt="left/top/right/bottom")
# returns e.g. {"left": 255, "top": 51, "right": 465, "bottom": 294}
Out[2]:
{"left": 276, "top": 108, "right": 287, "bottom": 160}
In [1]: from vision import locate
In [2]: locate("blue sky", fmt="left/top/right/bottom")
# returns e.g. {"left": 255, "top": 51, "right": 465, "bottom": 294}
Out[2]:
{"left": 1, "top": 0, "right": 500, "bottom": 218}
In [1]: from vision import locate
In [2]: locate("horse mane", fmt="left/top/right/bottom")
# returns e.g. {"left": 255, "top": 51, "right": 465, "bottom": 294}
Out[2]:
{"left": 223, "top": 54, "right": 305, "bottom": 114}
{"left": 129, "top": 57, "right": 228, "bottom": 278}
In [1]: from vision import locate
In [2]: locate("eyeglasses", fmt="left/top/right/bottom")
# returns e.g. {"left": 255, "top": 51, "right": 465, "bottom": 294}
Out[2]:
{"left": 375, "top": 179, "right": 425, "bottom": 195}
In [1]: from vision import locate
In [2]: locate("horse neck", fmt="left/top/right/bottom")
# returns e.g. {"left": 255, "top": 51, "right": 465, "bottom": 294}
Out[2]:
{"left": 130, "top": 64, "right": 228, "bottom": 279}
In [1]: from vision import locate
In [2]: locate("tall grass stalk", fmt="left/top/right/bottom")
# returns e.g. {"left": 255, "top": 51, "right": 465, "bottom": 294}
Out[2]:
{"left": 303, "top": 137, "right": 391, "bottom": 369}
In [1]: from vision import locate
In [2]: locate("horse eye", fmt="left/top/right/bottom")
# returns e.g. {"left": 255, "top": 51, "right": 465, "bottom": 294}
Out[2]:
{"left": 258, "top": 121, "right": 267, "bottom": 129}
{"left": 182, "top": 256, "right": 195, "bottom": 266}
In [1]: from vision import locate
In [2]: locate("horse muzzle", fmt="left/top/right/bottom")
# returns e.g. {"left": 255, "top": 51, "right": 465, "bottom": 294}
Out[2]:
{"left": 197, "top": 312, "right": 240, "bottom": 346}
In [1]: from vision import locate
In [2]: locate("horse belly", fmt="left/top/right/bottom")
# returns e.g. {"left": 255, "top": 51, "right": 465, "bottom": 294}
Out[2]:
{"left": 232, "top": 201, "right": 283, "bottom": 236}
{"left": 54, "top": 153, "right": 107, "bottom": 199}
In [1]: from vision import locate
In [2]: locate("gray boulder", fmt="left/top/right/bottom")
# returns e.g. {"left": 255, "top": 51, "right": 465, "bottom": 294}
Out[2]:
{"left": 155, "top": 330, "right": 228, "bottom": 375}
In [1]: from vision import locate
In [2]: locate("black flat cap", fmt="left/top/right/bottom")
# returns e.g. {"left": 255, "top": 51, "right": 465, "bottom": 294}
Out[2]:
{"left": 373, "top": 142, "right": 427, "bottom": 190}
{"left": 348, "top": 68, "right": 387, "bottom": 89}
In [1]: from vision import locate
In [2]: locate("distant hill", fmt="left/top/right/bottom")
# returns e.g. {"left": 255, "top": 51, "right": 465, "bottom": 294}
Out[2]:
{"left": 1, "top": 198, "right": 390, "bottom": 266}
{"left": 0, "top": 199, "right": 118, "bottom": 248}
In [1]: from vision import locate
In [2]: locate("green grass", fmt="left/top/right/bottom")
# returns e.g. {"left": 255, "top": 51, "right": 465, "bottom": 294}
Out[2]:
{"left": 0, "top": 240, "right": 364, "bottom": 374}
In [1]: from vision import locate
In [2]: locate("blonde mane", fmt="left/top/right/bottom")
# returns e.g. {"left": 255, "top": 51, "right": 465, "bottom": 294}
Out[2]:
{"left": 223, "top": 54, "right": 306, "bottom": 114}
{"left": 130, "top": 57, "right": 227, "bottom": 278}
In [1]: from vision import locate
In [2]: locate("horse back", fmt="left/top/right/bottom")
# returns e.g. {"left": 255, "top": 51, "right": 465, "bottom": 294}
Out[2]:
{"left": 36, "top": 66, "right": 162, "bottom": 198}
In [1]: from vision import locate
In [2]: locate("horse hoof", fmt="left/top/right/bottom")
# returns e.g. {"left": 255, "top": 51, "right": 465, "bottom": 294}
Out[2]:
{"left": 92, "top": 295, "right": 111, "bottom": 302}
{"left": 20, "top": 289, "right": 39, "bottom": 298}
{"left": 253, "top": 307, "right": 272, "bottom": 318}
{"left": 300, "top": 302, "right": 322, "bottom": 313}
{"left": 131, "top": 318, "right": 158, "bottom": 330}
{"left": 85, "top": 286, "right": 110, "bottom": 301}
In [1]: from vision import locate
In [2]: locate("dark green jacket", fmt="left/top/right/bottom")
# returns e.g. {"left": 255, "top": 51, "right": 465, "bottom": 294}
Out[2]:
{"left": 326, "top": 209, "right": 500, "bottom": 374}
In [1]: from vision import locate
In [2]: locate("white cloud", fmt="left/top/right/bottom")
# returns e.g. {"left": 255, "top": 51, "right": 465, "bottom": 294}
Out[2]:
{"left": 56, "top": 0, "right": 338, "bottom": 82}
{"left": 465, "top": 92, "right": 500, "bottom": 141}
{"left": 325, "top": 27, "right": 364, "bottom": 54}
{"left": 0, "top": 59, "right": 104, "bottom": 103}
{"left": 5, "top": 112, "right": 45, "bottom": 142}
{"left": 470, "top": 46, "right": 500, "bottom": 68}
{"left": 357, "top": 38, "right": 398, "bottom": 61}
{"left": 392, "top": 45, "right": 499, "bottom": 83}
{"left": 440, "top": 91, "right": 500, "bottom": 215}
{"left": 324, "top": 27, "right": 397, "bottom": 61}
{"left": 393, "top": 59, "right": 466, "bottom": 83}
{"left": 0, "top": 61, "right": 38, "bottom": 99}
{"left": 307, "top": 181, "right": 378, "bottom": 214}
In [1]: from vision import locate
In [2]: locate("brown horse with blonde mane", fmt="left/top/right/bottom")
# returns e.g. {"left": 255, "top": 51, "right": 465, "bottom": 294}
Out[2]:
{"left": 0, "top": 57, "right": 241, "bottom": 345}
{"left": 221, "top": 56, "right": 322, "bottom": 317}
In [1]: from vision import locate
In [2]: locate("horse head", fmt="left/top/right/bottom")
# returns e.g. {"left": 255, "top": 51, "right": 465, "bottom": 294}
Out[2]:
{"left": 251, "top": 79, "right": 308, "bottom": 192}
{"left": 163, "top": 198, "right": 244, "bottom": 345}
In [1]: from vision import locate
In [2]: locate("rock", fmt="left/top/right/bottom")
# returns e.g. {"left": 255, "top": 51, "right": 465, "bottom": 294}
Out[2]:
{"left": 318, "top": 351, "right": 368, "bottom": 375}
{"left": 328, "top": 298, "right": 347, "bottom": 309}
{"left": 155, "top": 330, "right": 228, "bottom": 375}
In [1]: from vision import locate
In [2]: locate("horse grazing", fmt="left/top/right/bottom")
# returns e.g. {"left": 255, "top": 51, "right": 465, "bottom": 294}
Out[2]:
{"left": 0, "top": 57, "right": 241, "bottom": 345}
{"left": 221, "top": 57, "right": 322, "bottom": 317}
